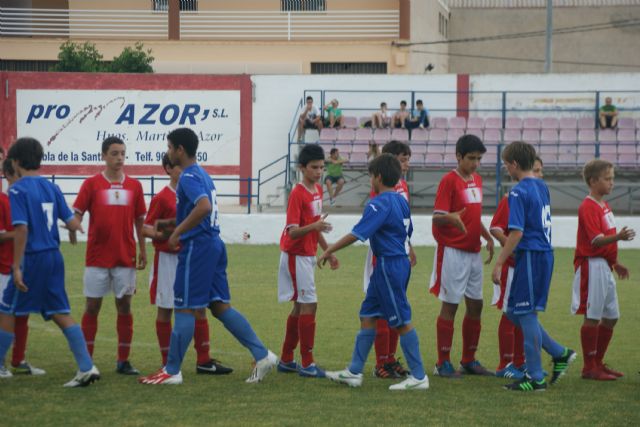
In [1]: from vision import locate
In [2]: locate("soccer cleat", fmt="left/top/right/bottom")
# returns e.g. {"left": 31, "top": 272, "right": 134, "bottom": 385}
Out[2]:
{"left": 504, "top": 377, "right": 547, "bottom": 392}
{"left": 326, "top": 369, "right": 363, "bottom": 387}
{"left": 550, "top": 349, "right": 577, "bottom": 385}
{"left": 196, "top": 359, "right": 233, "bottom": 375}
{"left": 389, "top": 375, "right": 429, "bottom": 391}
{"left": 496, "top": 363, "right": 525, "bottom": 380}
{"left": 245, "top": 350, "right": 278, "bottom": 383}
{"left": 433, "top": 361, "right": 462, "bottom": 379}
{"left": 388, "top": 359, "right": 409, "bottom": 377}
{"left": 63, "top": 365, "right": 101, "bottom": 388}
{"left": 516, "top": 363, "right": 548, "bottom": 377}
{"left": 600, "top": 364, "right": 624, "bottom": 378}
{"left": 459, "top": 360, "right": 495, "bottom": 376}
{"left": 277, "top": 360, "right": 299, "bottom": 373}
{"left": 298, "top": 363, "right": 326, "bottom": 378}
{"left": 0, "top": 366, "right": 13, "bottom": 379}
{"left": 581, "top": 368, "right": 617, "bottom": 381}
{"left": 12, "top": 361, "right": 46, "bottom": 376}
{"left": 373, "top": 364, "right": 400, "bottom": 379}
{"left": 138, "top": 368, "right": 183, "bottom": 385}
{"left": 116, "top": 360, "right": 140, "bottom": 375}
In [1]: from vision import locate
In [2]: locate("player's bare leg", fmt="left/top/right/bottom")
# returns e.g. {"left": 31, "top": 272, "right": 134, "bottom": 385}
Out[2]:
{"left": 115, "top": 295, "right": 138, "bottom": 375}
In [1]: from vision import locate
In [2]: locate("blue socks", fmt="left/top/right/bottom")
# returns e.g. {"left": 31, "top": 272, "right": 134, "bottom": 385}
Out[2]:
{"left": 219, "top": 308, "right": 268, "bottom": 361}
{"left": 166, "top": 312, "right": 195, "bottom": 375}
{"left": 399, "top": 329, "right": 426, "bottom": 380}
{"left": 348, "top": 328, "right": 375, "bottom": 375}
{"left": 515, "top": 312, "right": 565, "bottom": 381}
{"left": 63, "top": 324, "right": 93, "bottom": 372}
{"left": 0, "top": 329, "right": 14, "bottom": 365}
{"left": 539, "top": 324, "right": 565, "bottom": 359}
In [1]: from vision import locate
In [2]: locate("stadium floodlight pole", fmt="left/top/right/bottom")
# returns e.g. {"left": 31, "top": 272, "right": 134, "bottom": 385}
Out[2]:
{"left": 544, "top": 0, "right": 553, "bottom": 73}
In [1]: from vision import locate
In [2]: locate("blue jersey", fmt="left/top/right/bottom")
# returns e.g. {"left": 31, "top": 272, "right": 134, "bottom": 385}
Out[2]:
{"left": 176, "top": 164, "right": 220, "bottom": 241}
{"left": 508, "top": 177, "right": 552, "bottom": 252}
{"left": 352, "top": 191, "right": 412, "bottom": 257}
{"left": 9, "top": 176, "right": 74, "bottom": 254}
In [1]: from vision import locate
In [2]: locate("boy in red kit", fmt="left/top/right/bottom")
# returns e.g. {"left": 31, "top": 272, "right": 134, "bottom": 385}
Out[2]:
{"left": 572, "top": 159, "right": 635, "bottom": 380}
{"left": 491, "top": 156, "right": 543, "bottom": 379}
{"left": 277, "top": 144, "right": 337, "bottom": 378}
{"left": 363, "top": 141, "right": 416, "bottom": 379}
{"left": 430, "top": 134, "right": 494, "bottom": 378}
{"left": 143, "top": 154, "right": 232, "bottom": 375}
{"left": 72, "top": 137, "right": 147, "bottom": 375}
{"left": 0, "top": 158, "right": 45, "bottom": 377}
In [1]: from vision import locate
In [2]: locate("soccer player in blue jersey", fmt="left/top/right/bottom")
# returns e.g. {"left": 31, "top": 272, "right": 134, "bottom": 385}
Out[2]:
{"left": 139, "top": 128, "right": 277, "bottom": 385}
{"left": 0, "top": 137, "right": 99, "bottom": 387}
{"left": 492, "top": 141, "right": 576, "bottom": 392}
{"left": 319, "top": 153, "right": 428, "bottom": 391}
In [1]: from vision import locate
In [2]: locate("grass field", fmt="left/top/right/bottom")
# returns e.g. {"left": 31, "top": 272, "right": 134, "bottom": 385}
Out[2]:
{"left": 2, "top": 243, "right": 639, "bottom": 426}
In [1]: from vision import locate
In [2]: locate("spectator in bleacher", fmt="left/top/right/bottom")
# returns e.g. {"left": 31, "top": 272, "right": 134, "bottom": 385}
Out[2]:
{"left": 324, "top": 99, "right": 344, "bottom": 128}
{"left": 405, "top": 99, "right": 430, "bottom": 131}
{"left": 367, "top": 142, "right": 380, "bottom": 161}
{"left": 392, "top": 100, "right": 410, "bottom": 129}
{"left": 599, "top": 97, "right": 618, "bottom": 129}
{"left": 297, "top": 96, "right": 323, "bottom": 142}
{"left": 371, "top": 102, "right": 392, "bottom": 129}
{"left": 324, "top": 148, "right": 347, "bottom": 206}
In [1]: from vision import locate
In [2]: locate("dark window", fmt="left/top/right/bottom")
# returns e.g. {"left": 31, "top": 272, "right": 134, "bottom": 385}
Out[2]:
{"left": 152, "top": 0, "right": 198, "bottom": 11}
{"left": 281, "top": 0, "right": 326, "bottom": 12}
{"left": 311, "top": 62, "right": 387, "bottom": 74}
{"left": 0, "top": 60, "right": 58, "bottom": 72}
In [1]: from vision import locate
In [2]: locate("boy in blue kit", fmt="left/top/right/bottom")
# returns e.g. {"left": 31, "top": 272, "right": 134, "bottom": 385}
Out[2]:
{"left": 0, "top": 138, "right": 99, "bottom": 387}
{"left": 319, "top": 154, "right": 428, "bottom": 391}
{"left": 139, "top": 128, "right": 277, "bottom": 385}
{"left": 492, "top": 141, "right": 576, "bottom": 392}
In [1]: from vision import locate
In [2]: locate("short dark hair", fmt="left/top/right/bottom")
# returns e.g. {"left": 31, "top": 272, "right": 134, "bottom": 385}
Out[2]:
{"left": 162, "top": 152, "right": 173, "bottom": 174}
{"left": 2, "top": 157, "right": 15, "bottom": 178}
{"left": 501, "top": 141, "right": 536, "bottom": 171}
{"left": 167, "top": 128, "right": 199, "bottom": 157}
{"left": 583, "top": 159, "right": 613, "bottom": 186}
{"left": 329, "top": 148, "right": 338, "bottom": 155}
{"left": 456, "top": 134, "right": 486, "bottom": 158}
{"left": 416, "top": 99, "right": 423, "bottom": 106}
{"left": 306, "top": 96, "right": 313, "bottom": 102}
{"left": 368, "top": 153, "right": 401, "bottom": 187}
{"left": 7, "top": 137, "right": 43, "bottom": 171}
{"left": 535, "top": 155, "right": 543, "bottom": 166}
{"left": 101, "top": 136, "right": 125, "bottom": 154}
{"left": 380, "top": 102, "right": 387, "bottom": 108}
{"left": 382, "top": 140, "right": 411, "bottom": 157}
{"left": 400, "top": 100, "right": 407, "bottom": 106}
{"left": 298, "top": 144, "right": 325, "bottom": 166}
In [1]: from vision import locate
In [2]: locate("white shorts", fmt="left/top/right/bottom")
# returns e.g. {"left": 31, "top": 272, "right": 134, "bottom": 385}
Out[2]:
{"left": 571, "top": 257, "right": 619, "bottom": 320}
{"left": 149, "top": 252, "right": 179, "bottom": 309}
{"left": 0, "top": 274, "right": 9, "bottom": 297}
{"left": 83, "top": 267, "right": 136, "bottom": 299}
{"left": 429, "top": 245, "right": 483, "bottom": 304}
{"left": 492, "top": 266, "right": 514, "bottom": 310}
{"left": 278, "top": 252, "right": 317, "bottom": 304}
{"left": 363, "top": 247, "right": 374, "bottom": 293}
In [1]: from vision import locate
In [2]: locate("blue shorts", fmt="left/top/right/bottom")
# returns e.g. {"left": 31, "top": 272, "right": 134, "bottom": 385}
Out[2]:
{"left": 359, "top": 256, "right": 411, "bottom": 328}
{"left": 174, "top": 234, "right": 230, "bottom": 309}
{"left": 0, "top": 249, "right": 70, "bottom": 320}
{"left": 506, "top": 250, "right": 554, "bottom": 315}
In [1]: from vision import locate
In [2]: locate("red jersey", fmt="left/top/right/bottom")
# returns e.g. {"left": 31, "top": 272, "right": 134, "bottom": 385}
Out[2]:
{"left": 144, "top": 185, "right": 179, "bottom": 254}
{"left": 490, "top": 195, "right": 515, "bottom": 268}
{"left": 280, "top": 183, "right": 323, "bottom": 256}
{"left": 74, "top": 173, "right": 146, "bottom": 268}
{"left": 369, "top": 178, "right": 409, "bottom": 201}
{"left": 0, "top": 193, "right": 13, "bottom": 275}
{"left": 574, "top": 196, "right": 617, "bottom": 268}
{"left": 432, "top": 170, "right": 483, "bottom": 253}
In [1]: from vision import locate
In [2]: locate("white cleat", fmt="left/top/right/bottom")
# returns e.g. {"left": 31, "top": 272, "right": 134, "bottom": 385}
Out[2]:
{"left": 0, "top": 366, "right": 13, "bottom": 379}
{"left": 389, "top": 374, "right": 429, "bottom": 391}
{"left": 326, "top": 369, "right": 363, "bottom": 388}
{"left": 63, "top": 365, "right": 101, "bottom": 388}
{"left": 13, "top": 361, "right": 46, "bottom": 376}
{"left": 138, "top": 368, "right": 183, "bottom": 385}
{"left": 246, "top": 350, "right": 278, "bottom": 383}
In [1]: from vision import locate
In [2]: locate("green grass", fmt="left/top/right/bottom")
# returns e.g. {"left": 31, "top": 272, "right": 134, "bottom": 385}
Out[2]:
{"left": 2, "top": 244, "right": 640, "bottom": 426}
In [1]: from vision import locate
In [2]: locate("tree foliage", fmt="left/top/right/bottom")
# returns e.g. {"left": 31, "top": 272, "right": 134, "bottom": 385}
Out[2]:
{"left": 108, "top": 42, "right": 155, "bottom": 73}
{"left": 51, "top": 41, "right": 154, "bottom": 73}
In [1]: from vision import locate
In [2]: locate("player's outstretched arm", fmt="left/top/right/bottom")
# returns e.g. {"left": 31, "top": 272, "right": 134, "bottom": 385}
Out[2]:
{"left": 288, "top": 213, "right": 332, "bottom": 240}
{"left": 318, "top": 232, "right": 339, "bottom": 270}
{"left": 317, "top": 233, "right": 357, "bottom": 268}
{"left": 490, "top": 228, "right": 507, "bottom": 247}
{"left": 0, "top": 230, "right": 15, "bottom": 242}
{"left": 491, "top": 230, "right": 522, "bottom": 285}
{"left": 592, "top": 226, "right": 636, "bottom": 248}
{"left": 432, "top": 208, "right": 467, "bottom": 234}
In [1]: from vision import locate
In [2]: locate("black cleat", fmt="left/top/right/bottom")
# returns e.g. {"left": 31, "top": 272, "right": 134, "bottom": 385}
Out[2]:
{"left": 550, "top": 349, "right": 577, "bottom": 384}
{"left": 504, "top": 377, "right": 547, "bottom": 392}
{"left": 197, "top": 359, "right": 233, "bottom": 375}
{"left": 116, "top": 360, "right": 140, "bottom": 375}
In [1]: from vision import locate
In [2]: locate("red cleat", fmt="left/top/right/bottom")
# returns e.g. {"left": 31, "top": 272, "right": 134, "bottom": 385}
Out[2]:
{"left": 581, "top": 368, "right": 617, "bottom": 381}
{"left": 138, "top": 368, "right": 183, "bottom": 385}
{"left": 600, "top": 364, "right": 624, "bottom": 378}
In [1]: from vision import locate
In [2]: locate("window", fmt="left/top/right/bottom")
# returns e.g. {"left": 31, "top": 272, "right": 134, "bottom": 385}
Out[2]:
{"left": 0, "top": 60, "right": 58, "bottom": 72}
{"left": 152, "top": 0, "right": 198, "bottom": 11}
{"left": 281, "top": 0, "right": 326, "bottom": 12}
{"left": 311, "top": 62, "right": 387, "bottom": 74}
{"left": 438, "top": 12, "right": 448, "bottom": 39}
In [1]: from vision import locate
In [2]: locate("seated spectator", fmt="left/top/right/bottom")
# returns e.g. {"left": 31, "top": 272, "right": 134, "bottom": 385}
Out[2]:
{"left": 371, "top": 102, "right": 392, "bottom": 129}
{"left": 392, "top": 100, "right": 410, "bottom": 129}
{"left": 367, "top": 142, "right": 380, "bottom": 161}
{"left": 324, "top": 99, "right": 344, "bottom": 128}
{"left": 297, "top": 96, "right": 323, "bottom": 142}
{"left": 599, "top": 97, "right": 618, "bottom": 129}
{"left": 324, "top": 148, "right": 347, "bottom": 206}
{"left": 405, "top": 99, "right": 429, "bottom": 130}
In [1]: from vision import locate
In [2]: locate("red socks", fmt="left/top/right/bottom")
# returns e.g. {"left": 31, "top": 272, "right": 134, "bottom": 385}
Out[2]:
{"left": 117, "top": 313, "right": 133, "bottom": 363}
{"left": 11, "top": 315, "right": 29, "bottom": 367}
{"left": 436, "top": 316, "right": 454, "bottom": 365}
{"left": 595, "top": 324, "right": 614, "bottom": 367}
{"left": 280, "top": 314, "right": 299, "bottom": 363}
{"left": 388, "top": 327, "right": 399, "bottom": 364}
{"left": 461, "top": 316, "right": 481, "bottom": 365}
{"left": 81, "top": 312, "right": 98, "bottom": 356}
{"left": 513, "top": 325, "right": 525, "bottom": 368}
{"left": 497, "top": 314, "right": 515, "bottom": 370}
{"left": 374, "top": 319, "right": 390, "bottom": 367}
{"left": 156, "top": 320, "right": 172, "bottom": 366}
{"left": 581, "top": 324, "right": 599, "bottom": 373}
{"left": 194, "top": 318, "right": 211, "bottom": 365}
{"left": 298, "top": 314, "right": 316, "bottom": 368}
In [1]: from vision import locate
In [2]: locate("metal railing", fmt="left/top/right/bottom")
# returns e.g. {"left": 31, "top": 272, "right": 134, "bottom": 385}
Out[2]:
{"left": 257, "top": 154, "right": 289, "bottom": 206}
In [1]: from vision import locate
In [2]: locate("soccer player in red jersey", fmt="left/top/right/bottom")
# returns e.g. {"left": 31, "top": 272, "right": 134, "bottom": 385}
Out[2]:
{"left": 72, "top": 137, "right": 147, "bottom": 375}
{"left": 430, "top": 135, "right": 494, "bottom": 378}
{"left": 363, "top": 141, "right": 415, "bottom": 379}
{"left": 491, "top": 156, "right": 543, "bottom": 379}
{"left": 143, "top": 154, "right": 232, "bottom": 375}
{"left": 277, "top": 144, "right": 337, "bottom": 378}
{"left": 572, "top": 159, "right": 635, "bottom": 380}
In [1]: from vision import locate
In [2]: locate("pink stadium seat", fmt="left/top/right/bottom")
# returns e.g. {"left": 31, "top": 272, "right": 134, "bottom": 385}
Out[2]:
{"left": 617, "top": 144, "right": 637, "bottom": 155}
{"left": 617, "top": 118, "right": 635, "bottom": 129}
{"left": 617, "top": 129, "right": 636, "bottom": 145}
{"left": 351, "top": 142, "right": 369, "bottom": 153}
{"left": 425, "top": 153, "right": 443, "bottom": 166}
{"left": 541, "top": 117, "right": 559, "bottom": 130}
{"left": 523, "top": 118, "right": 541, "bottom": 130}
{"left": 410, "top": 153, "right": 425, "bottom": 165}
{"left": 410, "top": 144, "right": 427, "bottom": 155}
{"left": 428, "top": 129, "right": 447, "bottom": 143}
{"left": 373, "top": 128, "right": 391, "bottom": 142}
{"left": 318, "top": 142, "right": 334, "bottom": 153}
{"left": 522, "top": 129, "right": 540, "bottom": 144}
{"left": 391, "top": 128, "right": 409, "bottom": 141}
{"left": 540, "top": 153, "right": 558, "bottom": 166}
{"left": 484, "top": 145, "right": 498, "bottom": 161}
{"left": 540, "top": 130, "right": 558, "bottom": 143}
{"left": 431, "top": 117, "right": 448, "bottom": 129}
{"left": 465, "top": 128, "right": 483, "bottom": 139}
{"left": 636, "top": 119, "right": 640, "bottom": 130}
{"left": 349, "top": 152, "right": 368, "bottom": 164}
{"left": 340, "top": 152, "right": 350, "bottom": 162}
{"left": 410, "top": 127, "right": 428, "bottom": 142}
{"left": 334, "top": 141, "right": 352, "bottom": 154}
{"left": 578, "top": 117, "right": 595, "bottom": 129}
{"left": 559, "top": 117, "right": 578, "bottom": 129}
{"left": 443, "top": 153, "right": 457, "bottom": 166}
{"left": 598, "top": 129, "right": 617, "bottom": 144}
{"left": 343, "top": 116, "right": 358, "bottom": 128}
{"left": 600, "top": 152, "right": 617, "bottom": 162}
{"left": 559, "top": 130, "right": 577, "bottom": 144}
{"left": 484, "top": 117, "right": 502, "bottom": 129}
{"left": 539, "top": 144, "right": 558, "bottom": 155}
{"left": 578, "top": 144, "right": 595, "bottom": 155}
{"left": 449, "top": 117, "right": 467, "bottom": 129}
{"left": 558, "top": 154, "right": 576, "bottom": 165}
{"left": 503, "top": 129, "right": 521, "bottom": 143}
{"left": 483, "top": 129, "right": 501, "bottom": 143}
{"left": 355, "top": 128, "right": 372, "bottom": 141}
{"left": 319, "top": 128, "right": 337, "bottom": 141}
{"left": 599, "top": 143, "right": 617, "bottom": 154}
{"left": 447, "top": 129, "right": 464, "bottom": 142}
{"left": 427, "top": 143, "right": 446, "bottom": 154}
{"left": 577, "top": 154, "right": 595, "bottom": 164}
{"left": 559, "top": 144, "right": 577, "bottom": 154}
{"left": 337, "top": 128, "right": 355, "bottom": 141}
{"left": 466, "top": 117, "right": 485, "bottom": 129}
{"left": 618, "top": 153, "right": 637, "bottom": 166}
{"left": 578, "top": 129, "right": 596, "bottom": 144}
{"left": 505, "top": 117, "right": 523, "bottom": 130}
{"left": 358, "top": 117, "right": 369, "bottom": 127}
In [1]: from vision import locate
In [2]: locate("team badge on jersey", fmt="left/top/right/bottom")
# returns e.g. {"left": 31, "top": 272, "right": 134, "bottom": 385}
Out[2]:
{"left": 463, "top": 186, "right": 482, "bottom": 204}
{"left": 603, "top": 211, "right": 616, "bottom": 230}
{"left": 103, "top": 188, "right": 131, "bottom": 206}
{"left": 310, "top": 198, "right": 322, "bottom": 216}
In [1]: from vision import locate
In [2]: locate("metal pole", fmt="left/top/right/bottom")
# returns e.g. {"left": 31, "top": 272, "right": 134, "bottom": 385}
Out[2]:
{"left": 544, "top": 0, "right": 553, "bottom": 73}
